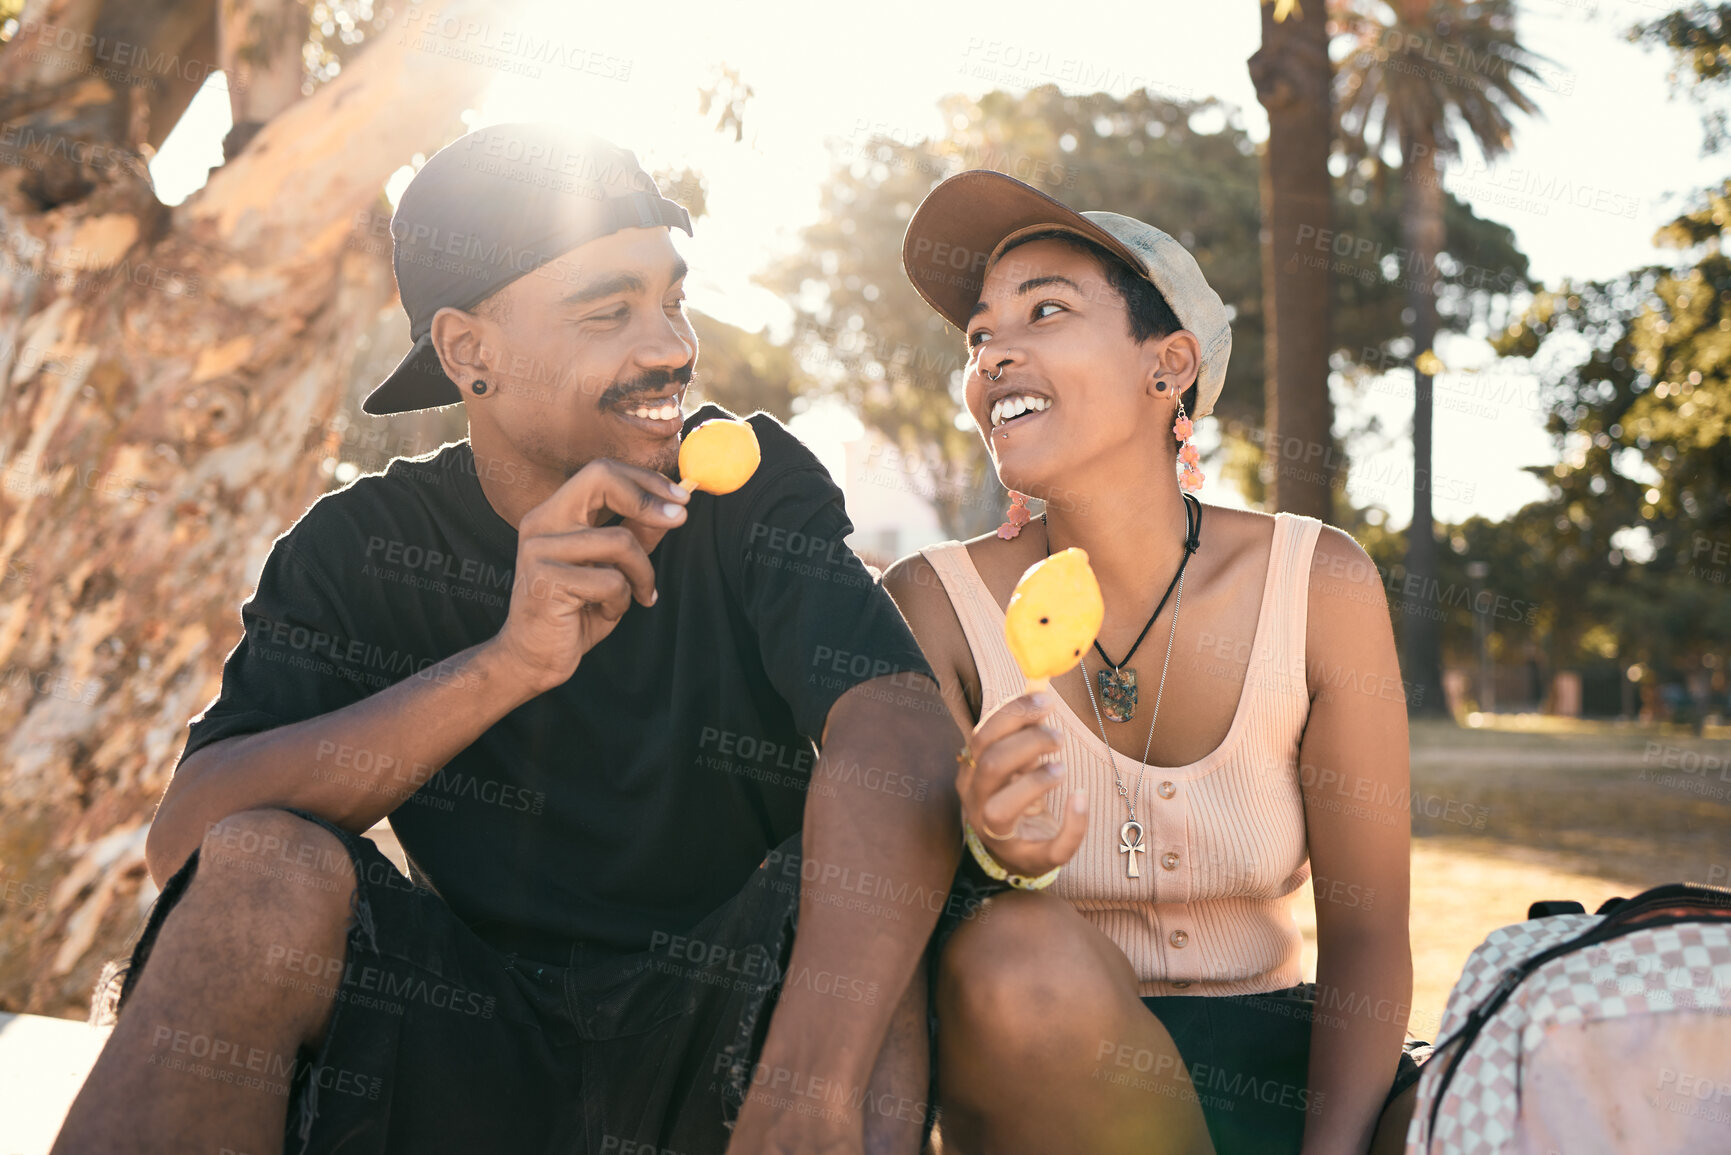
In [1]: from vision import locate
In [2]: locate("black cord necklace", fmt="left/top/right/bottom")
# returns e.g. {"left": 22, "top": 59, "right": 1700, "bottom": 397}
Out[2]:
{"left": 1042, "top": 492, "right": 1203, "bottom": 723}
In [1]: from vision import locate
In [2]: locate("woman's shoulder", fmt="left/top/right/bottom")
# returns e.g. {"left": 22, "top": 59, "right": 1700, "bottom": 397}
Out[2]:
{"left": 954, "top": 526, "right": 1049, "bottom": 583}
{"left": 1195, "top": 507, "right": 1379, "bottom": 635}
{"left": 881, "top": 545, "right": 947, "bottom": 604}
{"left": 880, "top": 529, "right": 1033, "bottom": 596}
{"left": 1192, "top": 502, "right": 1279, "bottom": 574}
{"left": 1204, "top": 503, "right": 1361, "bottom": 566}
{"left": 881, "top": 544, "right": 984, "bottom": 728}
{"left": 882, "top": 535, "right": 991, "bottom": 626}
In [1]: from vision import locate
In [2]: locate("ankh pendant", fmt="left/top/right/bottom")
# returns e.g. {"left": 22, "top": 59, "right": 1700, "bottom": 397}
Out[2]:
{"left": 1098, "top": 666, "right": 1138, "bottom": 723}
{"left": 1119, "top": 820, "right": 1147, "bottom": 878}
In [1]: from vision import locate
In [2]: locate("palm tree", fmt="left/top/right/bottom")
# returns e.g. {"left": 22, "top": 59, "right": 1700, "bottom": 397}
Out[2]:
{"left": 1333, "top": 0, "right": 1550, "bottom": 719}
{"left": 1250, "top": 0, "right": 1339, "bottom": 522}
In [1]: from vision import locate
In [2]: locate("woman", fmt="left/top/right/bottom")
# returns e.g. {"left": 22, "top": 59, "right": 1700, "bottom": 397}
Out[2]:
{"left": 883, "top": 172, "right": 1427, "bottom": 1155}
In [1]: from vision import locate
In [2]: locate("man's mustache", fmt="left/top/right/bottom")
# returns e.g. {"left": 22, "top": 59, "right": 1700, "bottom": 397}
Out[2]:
{"left": 597, "top": 363, "right": 693, "bottom": 408}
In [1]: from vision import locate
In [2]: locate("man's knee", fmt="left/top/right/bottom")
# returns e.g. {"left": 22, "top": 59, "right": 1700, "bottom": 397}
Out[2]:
{"left": 195, "top": 808, "right": 357, "bottom": 921}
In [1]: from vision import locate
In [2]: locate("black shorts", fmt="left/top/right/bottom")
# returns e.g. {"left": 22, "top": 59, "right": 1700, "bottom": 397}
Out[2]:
{"left": 1140, "top": 985, "right": 1432, "bottom": 1155}
{"left": 110, "top": 809, "right": 874, "bottom": 1155}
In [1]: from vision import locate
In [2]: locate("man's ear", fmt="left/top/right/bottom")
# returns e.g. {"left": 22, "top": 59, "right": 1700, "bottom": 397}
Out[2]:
{"left": 429, "top": 306, "right": 490, "bottom": 390}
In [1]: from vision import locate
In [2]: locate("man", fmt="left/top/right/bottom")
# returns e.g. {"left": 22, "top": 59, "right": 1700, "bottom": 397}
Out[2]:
{"left": 53, "top": 124, "right": 961, "bottom": 1155}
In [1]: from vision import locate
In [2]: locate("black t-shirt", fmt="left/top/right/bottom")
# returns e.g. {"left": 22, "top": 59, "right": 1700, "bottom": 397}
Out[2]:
{"left": 181, "top": 405, "right": 934, "bottom": 960}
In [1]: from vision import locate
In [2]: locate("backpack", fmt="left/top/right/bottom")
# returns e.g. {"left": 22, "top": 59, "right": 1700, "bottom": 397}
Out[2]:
{"left": 1406, "top": 883, "right": 1731, "bottom": 1154}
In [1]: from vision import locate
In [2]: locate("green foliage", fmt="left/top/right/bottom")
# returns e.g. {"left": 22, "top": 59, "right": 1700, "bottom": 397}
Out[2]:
{"left": 1493, "top": 205, "right": 1731, "bottom": 527}
{"left": 1334, "top": 0, "right": 1550, "bottom": 167}
{"left": 697, "top": 65, "right": 754, "bottom": 144}
{"left": 1481, "top": 178, "right": 1731, "bottom": 672}
{"left": 303, "top": 1, "right": 392, "bottom": 91}
{"left": 1628, "top": 2, "right": 1731, "bottom": 153}
{"left": 688, "top": 309, "right": 799, "bottom": 422}
{"left": 1329, "top": 157, "right": 1533, "bottom": 353}
{"left": 1311, "top": 1, "right": 1724, "bottom": 713}
{"left": 654, "top": 165, "right": 709, "bottom": 224}
{"left": 1359, "top": 513, "right": 1547, "bottom": 670}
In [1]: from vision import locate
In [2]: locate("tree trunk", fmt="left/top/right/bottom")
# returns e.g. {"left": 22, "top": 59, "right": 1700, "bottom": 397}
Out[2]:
{"left": 0, "top": 0, "right": 513, "bottom": 1016}
{"left": 1399, "top": 126, "right": 1451, "bottom": 719}
{"left": 1248, "top": 0, "right": 1336, "bottom": 521}
{"left": 216, "top": 0, "right": 308, "bottom": 157}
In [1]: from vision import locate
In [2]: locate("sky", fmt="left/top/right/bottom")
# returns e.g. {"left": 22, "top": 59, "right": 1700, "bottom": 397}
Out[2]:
{"left": 149, "top": 0, "right": 1723, "bottom": 533}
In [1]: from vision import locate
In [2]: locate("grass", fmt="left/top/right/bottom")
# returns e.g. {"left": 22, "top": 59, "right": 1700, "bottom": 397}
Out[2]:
{"left": 1453, "top": 711, "right": 1731, "bottom": 740}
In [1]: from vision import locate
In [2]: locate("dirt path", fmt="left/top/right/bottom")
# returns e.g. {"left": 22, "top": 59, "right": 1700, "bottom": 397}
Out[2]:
{"left": 1294, "top": 842, "right": 1641, "bottom": 1040}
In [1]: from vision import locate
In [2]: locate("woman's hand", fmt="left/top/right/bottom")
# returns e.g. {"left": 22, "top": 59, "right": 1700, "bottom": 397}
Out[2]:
{"left": 961, "top": 691, "right": 1088, "bottom": 877}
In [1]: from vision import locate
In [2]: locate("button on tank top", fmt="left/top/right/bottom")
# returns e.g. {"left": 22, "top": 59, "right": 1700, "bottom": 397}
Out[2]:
{"left": 921, "top": 511, "right": 1323, "bottom": 996}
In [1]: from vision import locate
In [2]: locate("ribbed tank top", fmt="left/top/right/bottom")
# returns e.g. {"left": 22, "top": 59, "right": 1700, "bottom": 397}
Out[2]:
{"left": 921, "top": 512, "right": 1323, "bottom": 996}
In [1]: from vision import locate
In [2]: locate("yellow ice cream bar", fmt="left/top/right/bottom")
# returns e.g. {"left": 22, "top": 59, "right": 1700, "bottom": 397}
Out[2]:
{"left": 1004, "top": 547, "right": 1105, "bottom": 685}
{"left": 678, "top": 418, "right": 762, "bottom": 495}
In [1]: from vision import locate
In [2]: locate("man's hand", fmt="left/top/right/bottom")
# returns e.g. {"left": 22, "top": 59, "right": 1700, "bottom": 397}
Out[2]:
{"left": 490, "top": 459, "right": 690, "bottom": 695}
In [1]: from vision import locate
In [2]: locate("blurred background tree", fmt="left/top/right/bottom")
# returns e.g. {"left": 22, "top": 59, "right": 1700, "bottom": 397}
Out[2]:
{"left": 1333, "top": 0, "right": 1550, "bottom": 717}
{"left": 674, "top": 68, "right": 803, "bottom": 423}
{"left": 1251, "top": 0, "right": 1339, "bottom": 521}
{"left": 1480, "top": 192, "right": 1731, "bottom": 721}
{"left": 1356, "top": 0, "right": 1731, "bottom": 728}
{"left": 1628, "top": 0, "right": 1731, "bottom": 155}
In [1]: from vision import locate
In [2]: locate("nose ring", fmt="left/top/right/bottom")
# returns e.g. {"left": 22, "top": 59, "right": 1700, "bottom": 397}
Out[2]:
{"left": 985, "top": 365, "right": 1004, "bottom": 382}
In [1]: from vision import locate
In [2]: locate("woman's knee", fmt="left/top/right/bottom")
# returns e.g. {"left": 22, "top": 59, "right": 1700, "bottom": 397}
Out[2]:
{"left": 937, "top": 891, "right": 1132, "bottom": 1055}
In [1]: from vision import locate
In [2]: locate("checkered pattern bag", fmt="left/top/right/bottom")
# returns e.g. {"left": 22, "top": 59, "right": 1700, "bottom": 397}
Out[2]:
{"left": 1406, "top": 883, "right": 1731, "bottom": 1154}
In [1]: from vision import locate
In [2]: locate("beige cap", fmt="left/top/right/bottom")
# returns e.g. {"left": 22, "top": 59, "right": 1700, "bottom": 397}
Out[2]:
{"left": 902, "top": 170, "right": 1231, "bottom": 420}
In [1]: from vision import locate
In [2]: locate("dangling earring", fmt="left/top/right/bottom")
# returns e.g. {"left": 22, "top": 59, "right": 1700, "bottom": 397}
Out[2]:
{"left": 1173, "top": 394, "right": 1204, "bottom": 493}
{"left": 997, "top": 490, "right": 1034, "bottom": 539}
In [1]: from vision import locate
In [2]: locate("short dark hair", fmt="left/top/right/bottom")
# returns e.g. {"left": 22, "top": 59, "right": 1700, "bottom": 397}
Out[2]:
{"left": 474, "top": 290, "right": 514, "bottom": 326}
{"left": 996, "top": 229, "right": 1199, "bottom": 420}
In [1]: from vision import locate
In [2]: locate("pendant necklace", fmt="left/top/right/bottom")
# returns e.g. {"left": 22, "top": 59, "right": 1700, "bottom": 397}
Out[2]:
{"left": 1065, "top": 494, "right": 1202, "bottom": 723}
{"left": 1044, "top": 495, "right": 1202, "bottom": 877}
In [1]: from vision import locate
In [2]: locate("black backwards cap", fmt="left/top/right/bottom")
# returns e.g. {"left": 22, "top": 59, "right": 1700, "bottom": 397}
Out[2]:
{"left": 362, "top": 123, "right": 693, "bottom": 415}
